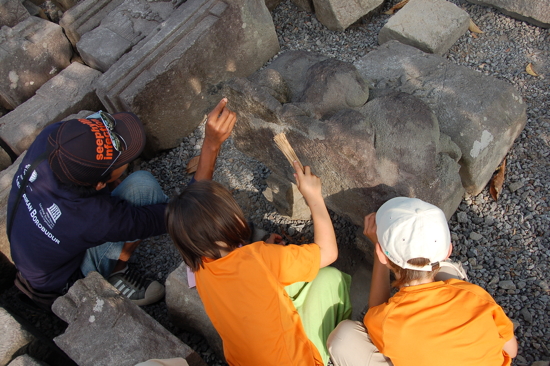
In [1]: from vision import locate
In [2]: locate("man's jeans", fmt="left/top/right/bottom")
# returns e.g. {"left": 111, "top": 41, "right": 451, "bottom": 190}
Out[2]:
{"left": 80, "top": 171, "right": 169, "bottom": 278}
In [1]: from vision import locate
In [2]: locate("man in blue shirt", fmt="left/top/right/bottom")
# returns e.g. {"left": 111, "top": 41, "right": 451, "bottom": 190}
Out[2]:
{"left": 8, "top": 98, "right": 236, "bottom": 307}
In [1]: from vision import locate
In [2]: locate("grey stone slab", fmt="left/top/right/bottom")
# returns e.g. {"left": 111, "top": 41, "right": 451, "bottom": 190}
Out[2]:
{"left": 96, "top": 0, "right": 279, "bottom": 154}
{"left": 166, "top": 264, "right": 224, "bottom": 361}
{"left": 0, "top": 62, "right": 103, "bottom": 156}
{"left": 77, "top": 27, "right": 134, "bottom": 72}
{"left": 379, "top": 0, "right": 470, "bottom": 55}
{"left": 313, "top": 0, "right": 384, "bottom": 31}
{"left": 0, "top": 17, "right": 72, "bottom": 110}
{"left": 59, "top": 0, "right": 125, "bottom": 46}
{"left": 53, "top": 272, "right": 207, "bottom": 366}
{"left": 354, "top": 41, "right": 526, "bottom": 195}
{"left": 0, "top": 152, "right": 26, "bottom": 265}
{"left": 0, "top": 307, "right": 35, "bottom": 366}
{"left": 0, "top": 0, "right": 30, "bottom": 28}
{"left": 75, "top": 0, "right": 181, "bottom": 72}
{"left": 466, "top": 0, "right": 549, "bottom": 28}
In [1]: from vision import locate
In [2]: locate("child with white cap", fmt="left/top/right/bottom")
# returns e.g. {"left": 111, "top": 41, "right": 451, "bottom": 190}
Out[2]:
{"left": 327, "top": 197, "right": 518, "bottom": 366}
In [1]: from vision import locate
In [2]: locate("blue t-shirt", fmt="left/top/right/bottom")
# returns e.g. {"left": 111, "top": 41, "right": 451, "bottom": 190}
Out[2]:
{"left": 8, "top": 122, "right": 167, "bottom": 293}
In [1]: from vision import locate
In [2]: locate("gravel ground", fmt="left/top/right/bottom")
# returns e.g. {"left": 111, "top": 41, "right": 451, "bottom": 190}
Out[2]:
{"left": 3, "top": 0, "right": 548, "bottom": 365}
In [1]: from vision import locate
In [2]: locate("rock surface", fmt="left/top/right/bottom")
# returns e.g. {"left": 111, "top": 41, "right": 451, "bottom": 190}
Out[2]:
{"left": 0, "top": 62, "right": 103, "bottom": 156}
{"left": 0, "top": 307, "right": 35, "bottom": 366}
{"left": 313, "top": 0, "right": 383, "bottom": 31}
{"left": 223, "top": 51, "right": 464, "bottom": 224}
{"left": 379, "top": 0, "right": 470, "bottom": 55}
{"left": 354, "top": 41, "right": 527, "bottom": 195}
{"left": 96, "top": 0, "right": 280, "bottom": 155}
{"left": 53, "top": 271, "right": 207, "bottom": 366}
{"left": 0, "top": 0, "right": 30, "bottom": 28}
{"left": 166, "top": 264, "right": 224, "bottom": 361}
{"left": 0, "top": 17, "right": 72, "bottom": 110}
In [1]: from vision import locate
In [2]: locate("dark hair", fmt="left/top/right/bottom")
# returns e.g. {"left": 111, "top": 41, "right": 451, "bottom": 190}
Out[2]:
{"left": 387, "top": 258, "right": 440, "bottom": 288}
{"left": 56, "top": 172, "right": 112, "bottom": 197}
{"left": 165, "top": 180, "right": 251, "bottom": 271}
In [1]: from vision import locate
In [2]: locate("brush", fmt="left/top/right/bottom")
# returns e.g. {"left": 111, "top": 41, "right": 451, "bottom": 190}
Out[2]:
{"left": 273, "top": 132, "right": 304, "bottom": 173}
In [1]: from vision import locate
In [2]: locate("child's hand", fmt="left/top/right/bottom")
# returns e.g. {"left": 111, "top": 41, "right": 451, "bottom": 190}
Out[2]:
{"left": 293, "top": 161, "right": 322, "bottom": 202}
{"left": 363, "top": 213, "right": 379, "bottom": 245}
{"left": 265, "top": 233, "right": 287, "bottom": 245}
{"left": 204, "top": 98, "right": 237, "bottom": 149}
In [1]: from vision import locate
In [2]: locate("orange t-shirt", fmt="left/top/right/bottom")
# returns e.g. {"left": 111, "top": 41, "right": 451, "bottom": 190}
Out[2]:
{"left": 364, "top": 279, "right": 514, "bottom": 366}
{"left": 195, "top": 241, "right": 322, "bottom": 366}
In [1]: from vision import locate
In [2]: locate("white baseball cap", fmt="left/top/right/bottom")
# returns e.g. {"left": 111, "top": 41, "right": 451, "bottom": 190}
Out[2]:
{"left": 376, "top": 197, "right": 451, "bottom": 271}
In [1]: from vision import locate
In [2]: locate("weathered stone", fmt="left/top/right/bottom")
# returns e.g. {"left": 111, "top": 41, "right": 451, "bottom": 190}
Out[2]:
{"left": 53, "top": 272, "right": 206, "bottom": 366}
{"left": 223, "top": 52, "right": 464, "bottom": 224}
{"left": 267, "top": 50, "right": 328, "bottom": 101}
{"left": 296, "top": 58, "right": 369, "bottom": 119}
{"left": 0, "top": 152, "right": 26, "bottom": 268}
{"left": 0, "top": 63, "right": 103, "bottom": 156}
{"left": 8, "top": 354, "right": 48, "bottom": 366}
{"left": 290, "top": 0, "right": 313, "bottom": 12}
{"left": 0, "top": 17, "right": 72, "bottom": 110}
{"left": 466, "top": 0, "right": 549, "bottom": 28}
{"left": 166, "top": 264, "right": 224, "bottom": 361}
{"left": 378, "top": 0, "right": 470, "bottom": 55}
{"left": 263, "top": 174, "right": 311, "bottom": 220}
{"left": 96, "top": 0, "right": 280, "bottom": 155}
{"left": 0, "top": 0, "right": 30, "bottom": 28}
{"left": 0, "top": 148, "right": 11, "bottom": 171}
{"left": 355, "top": 41, "right": 526, "bottom": 194}
{"left": 50, "top": 0, "right": 76, "bottom": 11}
{"left": 312, "top": 0, "right": 384, "bottom": 31}
{"left": 498, "top": 280, "right": 516, "bottom": 290}
{"left": 265, "top": 0, "right": 282, "bottom": 10}
{"left": 21, "top": 0, "right": 47, "bottom": 19}
{"left": 59, "top": 0, "right": 125, "bottom": 46}
{"left": 0, "top": 307, "right": 35, "bottom": 365}
{"left": 76, "top": 0, "right": 180, "bottom": 72}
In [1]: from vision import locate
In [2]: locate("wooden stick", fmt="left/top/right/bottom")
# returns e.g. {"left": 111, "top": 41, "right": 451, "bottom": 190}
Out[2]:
{"left": 274, "top": 132, "right": 304, "bottom": 172}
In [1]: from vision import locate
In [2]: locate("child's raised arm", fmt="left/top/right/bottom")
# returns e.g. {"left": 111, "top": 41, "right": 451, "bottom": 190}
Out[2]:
{"left": 293, "top": 161, "right": 337, "bottom": 268}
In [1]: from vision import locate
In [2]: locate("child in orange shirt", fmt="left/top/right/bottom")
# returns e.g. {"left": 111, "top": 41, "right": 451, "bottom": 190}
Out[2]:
{"left": 166, "top": 162, "right": 351, "bottom": 366}
{"left": 327, "top": 197, "right": 518, "bottom": 366}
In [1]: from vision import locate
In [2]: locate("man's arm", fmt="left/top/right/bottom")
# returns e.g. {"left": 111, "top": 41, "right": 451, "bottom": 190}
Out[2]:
{"left": 363, "top": 213, "right": 391, "bottom": 308}
{"left": 293, "top": 161, "right": 337, "bottom": 268}
{"left": 194, "top": 98, "right": 237, "bottom": 181}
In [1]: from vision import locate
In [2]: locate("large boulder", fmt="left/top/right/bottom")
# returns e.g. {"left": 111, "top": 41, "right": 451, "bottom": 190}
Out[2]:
{"left": 223, "top": 50, "right": 464, "bottom": 225}
{"left": 354, "top": 41, "right": 526, "bottom": 195}
{"left": 96, "top": 0, "right": 280, "bottom": 155}
{"left": 52, "top": 272, "right": 207, "bottom": 366}
{"left": 0, "top": 17, "right": 72, "bottom": 110}
{"left": 378, "top": 0, "right": 470, "bottom": 55}
{"left": 0, "top": 63, "right": 103, "bottom": 156}
{"left": 165, "top": 264, "right": 224, "bottom": 361}
{"left": 0, "top": 307, "right": 35, "bottom": 366}
{"left": 465, "top": 0, "right": 549, "bottom": 28}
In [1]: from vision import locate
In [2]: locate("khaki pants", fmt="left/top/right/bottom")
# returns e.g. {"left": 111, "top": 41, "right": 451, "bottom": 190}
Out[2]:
{"left": 327, "top": 260, "right": 467, "bottom": 366}
{"left": 328, "top": 320, "right": 393, "bottom": 366}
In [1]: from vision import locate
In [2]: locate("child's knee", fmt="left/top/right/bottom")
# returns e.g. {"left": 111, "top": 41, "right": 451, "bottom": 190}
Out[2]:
{"left": 327, "top": 320, "right": 364, "bottom": 356}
